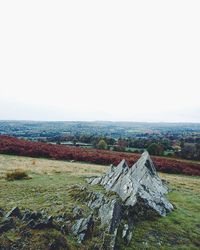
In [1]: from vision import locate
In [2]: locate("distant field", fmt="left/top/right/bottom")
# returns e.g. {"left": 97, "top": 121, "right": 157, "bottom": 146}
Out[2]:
{"left": 0, "top": 154, "right": 200, "bottom": 249}
{"left": 1, "top": 135, "right": 200, "bottom": 176}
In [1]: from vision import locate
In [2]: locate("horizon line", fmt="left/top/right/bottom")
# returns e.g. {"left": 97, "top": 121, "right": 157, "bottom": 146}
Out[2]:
{"left": 1, "top": 119, "right": 200, "bottom": 124}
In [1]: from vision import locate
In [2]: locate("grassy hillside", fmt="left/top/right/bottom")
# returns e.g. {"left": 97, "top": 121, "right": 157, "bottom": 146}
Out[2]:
{"left": 0, "top": 154, "right": 200, "bottom": 249}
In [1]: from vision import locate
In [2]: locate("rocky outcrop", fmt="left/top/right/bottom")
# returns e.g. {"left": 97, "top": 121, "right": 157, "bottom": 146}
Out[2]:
{"left": 0, "top": 207, "right": 72, "bottom": 249}
{"left": 79, "top": 151, "right": 174, "bottom": 249}
{"left": 88, "top": 151, "right": 173, "bottom": 216}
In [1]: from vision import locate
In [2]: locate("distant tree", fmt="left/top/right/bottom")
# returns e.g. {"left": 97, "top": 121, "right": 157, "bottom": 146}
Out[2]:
{"left": 117, "top": 138, "right": 127, "bottom": 151}
{"left": 106, "top": 138, "right": 116, "bottom": 146}
{"left": 196, "top": 143, "right": 200, "bottom": 160}
{"left": 181, "top": 143, "right": 196, "bottom": 160}
{"left": 147, "top": 143, "right": 164, "bottom": 156}
{"left": 180, "top": 139, "right": 185, "bottom": 149}
{"left": 97, "top": 139, "right": 108, "bottom": 150}
{"left": 161, "top": 139, "right": 171, "bottom": 150}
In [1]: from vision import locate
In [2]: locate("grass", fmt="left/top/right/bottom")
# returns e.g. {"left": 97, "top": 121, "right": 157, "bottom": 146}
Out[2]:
{"left": 0, "top": 154, "right": 106, "bottom": 214}
{"left": 0, "top": 154, "right": 200, "bottom": 249}
{"left": 122, "top": 173, "right": 200, "bottom": 249}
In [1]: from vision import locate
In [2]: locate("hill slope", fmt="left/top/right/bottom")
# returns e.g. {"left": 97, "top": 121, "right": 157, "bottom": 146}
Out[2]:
{"left": 0, "top": 154, "right": 199, "bottom": 249}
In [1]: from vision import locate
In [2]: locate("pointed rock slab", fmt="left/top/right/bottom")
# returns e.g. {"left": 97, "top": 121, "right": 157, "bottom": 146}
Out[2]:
{"left": 71, "top": 214, "right": 94, "bottom": 243}
{"left": 88, "top": 151, "right": 173, "bottom": 216}
{"left": 5, "top": 207, "right": 21, "bottom": 218}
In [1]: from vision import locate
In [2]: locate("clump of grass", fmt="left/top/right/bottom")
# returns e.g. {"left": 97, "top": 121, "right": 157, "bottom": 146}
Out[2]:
{"left": 5, "top": 169, "right": 31, "bottom": 181}
{"left": 32, "top": 160, "right": 36, "bottom": 165}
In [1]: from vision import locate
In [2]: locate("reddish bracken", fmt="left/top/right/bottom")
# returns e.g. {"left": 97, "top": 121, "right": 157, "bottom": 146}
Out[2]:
{"left": 0, "top": 135, "right": 200, "bottom": 176}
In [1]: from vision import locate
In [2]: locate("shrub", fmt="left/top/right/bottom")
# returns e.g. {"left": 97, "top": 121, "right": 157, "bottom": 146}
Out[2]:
{"left": 5, "top": 169, "right": 30, "bottom": 181}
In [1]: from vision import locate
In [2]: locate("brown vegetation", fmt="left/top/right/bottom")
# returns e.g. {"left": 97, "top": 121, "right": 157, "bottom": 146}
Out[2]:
{"left": 0, "top": 135, "right": 200, "bottom": 176}
{"left": 5, "top": 169, "right": 30, "bottom": 181}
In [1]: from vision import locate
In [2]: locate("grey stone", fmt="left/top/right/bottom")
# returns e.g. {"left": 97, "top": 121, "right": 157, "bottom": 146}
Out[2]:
{"left": 89, "top": 151, "right": 173, "bottom": 216}
{"left": 6, "top": 206, "right": 21, "bottom": 218}
{"left": 122, "top": 224, "right": 129, "bottom": 238}
{"left": 122, "top": 224, "right": 133, "bottom": 245}
{"left": 26, "top": 219, "right": 35, "bottom": 228}
{"left": 0, "top": 217, "right": 14, "bottom": 233}
{"left": 72, "top": 214, "right": 94, "bottom": 243}
{"left": 47, "top": 215, "right": 53, "bottom": 224}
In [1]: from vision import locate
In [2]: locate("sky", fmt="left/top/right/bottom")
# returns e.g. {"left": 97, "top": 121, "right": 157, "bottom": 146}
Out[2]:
{"left": 0, "top": 1, "right": 200, "bottom": 122}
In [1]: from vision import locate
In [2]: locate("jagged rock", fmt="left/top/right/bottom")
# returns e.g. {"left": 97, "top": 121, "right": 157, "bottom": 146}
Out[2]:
{"left": 47, "top": 215, "right": 53, "bottom": 224}
{"left": 85, "top": 151, "right": 173, "bottom": 248}
{"left": 87, "top": 192, "right": 122, "bottom": 235}
{"left": 26, "top": 219, "right": 35, "bottom": 228}
{"left": 6, "top": 206, "right": 21, "bottom": 218}
{"left": 22, "top": 210, "right": 42, "bottom": 221}
{"left": 122, "top": 224, "right": 132, "bottom": 245}
{"left": 88, "top": 151, "right": 173, "bottom": 216}
{"left": 25, "top": 215, "right": 54, "bottom": 230}
{"left": 69, "top": 186, "right": 123, "bottom": 248}
{"left": 0, "top": 217, "right": 14, "bottom": 233}
{"left": 71, "top": 214, "right": 94, "bottom": 243}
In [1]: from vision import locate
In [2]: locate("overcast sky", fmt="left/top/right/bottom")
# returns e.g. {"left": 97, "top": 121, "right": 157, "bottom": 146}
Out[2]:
{"left": 0, "top": 1, "right": 200, "bottom": 122}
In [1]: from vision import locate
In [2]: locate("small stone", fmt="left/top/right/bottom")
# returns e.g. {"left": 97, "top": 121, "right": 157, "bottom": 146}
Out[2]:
{"left": 60, "top": 224, "right": 68, "bottom": 235}
{"left": 6, "top": 206, "right": 21, "bottom": 218}
{"left": 72, "top": 206, "right": 83, "bottom": 219}
{"left": 122, "top": 224, "right": 129, "bottom": 238}
{"left": 26, "top": 219, "right": 35, "bottom": 228}
{"left": 47, "top": 215, "right": 53, "bottom": 224}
